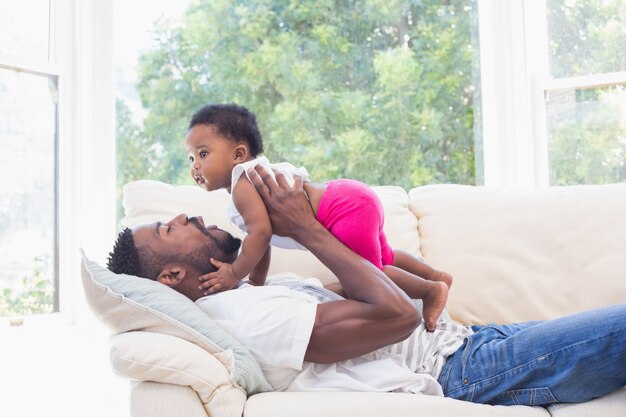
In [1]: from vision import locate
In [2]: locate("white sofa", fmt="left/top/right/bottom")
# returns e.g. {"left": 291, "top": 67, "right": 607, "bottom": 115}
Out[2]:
{"left": 107, "top": 180, "right": 626, "bottom": 417}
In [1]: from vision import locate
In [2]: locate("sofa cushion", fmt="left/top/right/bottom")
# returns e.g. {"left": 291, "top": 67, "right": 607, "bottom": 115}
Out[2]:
{"left": 80, "top": 250, "right": 272, "bottom": 394}
{"left": 121, "top": 180, "right": 422, "bottom": 286}
{"left": 111, "top": 332, "right": 246, "bottom": 417}
{"left": 131, "top": 382, "right": 213, "bottom": 417}
{"left": 409, "top": 183, "right": 626, "bottom": 325}
{"left": 244, "top": 391, "right": 550, "bottom": 417}
{"left": 547, "top": 387, "right": 626, "bottom": 417}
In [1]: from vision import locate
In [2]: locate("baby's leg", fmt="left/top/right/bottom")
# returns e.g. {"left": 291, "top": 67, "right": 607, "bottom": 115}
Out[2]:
{"left": 392, "top": 249, "right": 453, "bottom": 288}
{"left": 383, "top": 265, "right": 448, "bottom": 332}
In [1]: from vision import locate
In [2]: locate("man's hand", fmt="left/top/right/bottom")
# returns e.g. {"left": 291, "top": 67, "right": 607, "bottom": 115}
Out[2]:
{"left": 246, "top": 165, "right": 317, "bottom": 238}
{"left": 198, "top": 258, "right": 241, "bottom": 295}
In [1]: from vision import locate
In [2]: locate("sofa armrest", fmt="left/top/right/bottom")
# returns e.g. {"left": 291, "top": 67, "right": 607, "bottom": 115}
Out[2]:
{"left": 131, "top": 381, "right": 211, "bottom": 417}
{"left": 110, "top": 331, "right": 247, "bottom": 417}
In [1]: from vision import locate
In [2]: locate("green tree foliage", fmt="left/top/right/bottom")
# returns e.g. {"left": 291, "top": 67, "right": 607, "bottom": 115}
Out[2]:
{"left": 546, "top": 0, "right": 625, "bottom": 184}
{"left": 117, "top": 0, "right": 479, "bottom": 192}
{"left": 548, "top": 86, "right": 626, "bottom": 185}
{"left": 115, "top": 99, "right": 160, "bottom": 221}
{"left": 547, "top": 0, "right": 625, "bottom": 78}
{"left": 0, "top": 260, "right": 53, "bottom": 316}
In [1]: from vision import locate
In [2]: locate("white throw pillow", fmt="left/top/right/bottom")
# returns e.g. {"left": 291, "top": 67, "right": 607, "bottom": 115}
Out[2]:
{"left": 80, "top": 249, "right": 272, "bottom": 395}
{"left": 110, "top": 331, "right": 247, "bottom": 417}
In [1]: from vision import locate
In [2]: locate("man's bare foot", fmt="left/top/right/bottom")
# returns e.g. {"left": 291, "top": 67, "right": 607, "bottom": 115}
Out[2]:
{"left": 432, "top": 270, "right": 453, "bottom": 288}
{"left": 423, "top": 281, "right": 449, "bottom": 332}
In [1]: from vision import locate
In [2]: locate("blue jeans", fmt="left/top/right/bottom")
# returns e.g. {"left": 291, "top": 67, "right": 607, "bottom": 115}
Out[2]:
{"left": 437, "top": 303, "right": 626, "bottom": 406}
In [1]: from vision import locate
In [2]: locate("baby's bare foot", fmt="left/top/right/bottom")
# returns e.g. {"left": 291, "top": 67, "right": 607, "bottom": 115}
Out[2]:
{"left": 432, "top": 270, "right": 453, "bottom": 288}
{"left": 423, "top": 281, "right": 449, "bottom": 332}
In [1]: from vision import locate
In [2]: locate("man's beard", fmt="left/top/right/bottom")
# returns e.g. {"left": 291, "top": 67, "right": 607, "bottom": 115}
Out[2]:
{"left": 215, "top": 233, "right": 242, "bottom": 257}
{"left": 187, "top": 217, "right": 242, "bottom": 273}
{"left": 190, "top": 217, "right": 241, "bottom": 253}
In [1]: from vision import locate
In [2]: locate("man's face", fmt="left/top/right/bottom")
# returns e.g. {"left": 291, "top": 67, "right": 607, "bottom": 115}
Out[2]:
{"left": 132, "top": 214, "right": 241, "bottom": 274}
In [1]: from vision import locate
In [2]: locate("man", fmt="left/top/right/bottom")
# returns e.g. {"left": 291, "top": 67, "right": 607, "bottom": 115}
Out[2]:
{"left": 108, "top": 165, "right": 626, "bottom": 405}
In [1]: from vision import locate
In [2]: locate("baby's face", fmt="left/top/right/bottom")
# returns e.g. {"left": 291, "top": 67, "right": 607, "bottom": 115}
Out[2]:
{"left": 185, "top": 124, "right": 239, "bottom": 192}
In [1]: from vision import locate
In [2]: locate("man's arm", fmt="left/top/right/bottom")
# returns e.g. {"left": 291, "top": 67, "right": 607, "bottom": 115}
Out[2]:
{"left": 247, "top": 166, "right": 420, "bottom": 363}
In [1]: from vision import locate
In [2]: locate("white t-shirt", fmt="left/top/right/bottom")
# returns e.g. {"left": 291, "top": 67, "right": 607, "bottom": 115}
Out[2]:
{"left": 227, "top": 156, "right": 310, "bottom": 250}
{"left": 196, "top": 279, "right": 472, "bottom": 395}
{"left": 197, "top": 283, "right": 317, "bottom": 390}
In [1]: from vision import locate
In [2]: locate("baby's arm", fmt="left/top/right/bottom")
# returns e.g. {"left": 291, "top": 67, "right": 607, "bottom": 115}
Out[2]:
{"left": 230, "top": 176, "right": 273, "bottom": 283}
{"left": 198, "top": 177, "right": 272, "bottom": 295}
{"left": 200, "top": 175, "right": 272, "bottom": 295}
{"left": 248, "top": 245, "right": 271, "bottom": 286}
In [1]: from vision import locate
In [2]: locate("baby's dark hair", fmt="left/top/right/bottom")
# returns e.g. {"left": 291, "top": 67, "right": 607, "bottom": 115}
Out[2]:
{"left": 189, "top": 103, "right": 264, "bottom": 157}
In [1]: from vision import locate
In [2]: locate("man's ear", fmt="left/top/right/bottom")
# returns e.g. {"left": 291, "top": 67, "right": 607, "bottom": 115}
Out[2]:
{"left": 157, "top": 264, "right": 187, "bottom": 288}
{"left": 233, "top": 144, "right": 248, "bottom": 163}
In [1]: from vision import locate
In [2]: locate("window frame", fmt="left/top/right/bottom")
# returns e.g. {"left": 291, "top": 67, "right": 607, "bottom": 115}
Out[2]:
{"left": 0, "top": 0, "right": 116, "bottom": 326}
{"left": 0, "top": 4, "right": 61, "bottom": 314}
{"left": 0, "top": 64, "right": 60, "bottom": 311}
{"left": 478, "top": 0, "right": 626, "bottom": 187}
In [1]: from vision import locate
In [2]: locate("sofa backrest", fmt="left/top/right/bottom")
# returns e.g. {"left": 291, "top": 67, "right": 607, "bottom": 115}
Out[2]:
{"left": 121, "top": 180, "right": 422, "bottom": 286}
{"left": 409, "top": 183, "right": 626, "bottom": 325}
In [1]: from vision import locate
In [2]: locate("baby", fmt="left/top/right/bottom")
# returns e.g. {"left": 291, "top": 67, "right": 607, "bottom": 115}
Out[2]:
{"left": 185, "top": 103, "right": 452, "bottom": 331}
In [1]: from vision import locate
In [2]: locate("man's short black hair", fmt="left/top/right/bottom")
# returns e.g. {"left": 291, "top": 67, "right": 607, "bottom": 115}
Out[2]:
{"left": 107, "top": 228, "right": 143, "bottom": 277}
{"left": 189, "top": 103, "right": 264, "bottom": 157}
{"left": 107, "top": 228, "right": 191, "bottom": 280}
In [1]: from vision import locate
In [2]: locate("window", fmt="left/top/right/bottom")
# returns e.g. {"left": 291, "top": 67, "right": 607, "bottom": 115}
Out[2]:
{"left": 115, "top": 0, "right": 483, "bottom": 216}
{"left": 477, "top": 0, "right": 625, "bottom": 187}
{"left": 0, "top": 0, "right": 58, "bottom": 317}
{"left": 0, "top": 0, "right": 51, "bottom": 61}
{"left": 546, "top": 85, "right": 625, "bottom": 185}
{"left": 2, "top": 2, "right": 124, "bottom": 415}
{"left": 0, "top": 0, "right": 117, "bottom": 321}
{"left": 543, "top": 0, "right": 626, "bottom": 185}
{"left": 114, "top": 0, "right": 192, "bottom": 224}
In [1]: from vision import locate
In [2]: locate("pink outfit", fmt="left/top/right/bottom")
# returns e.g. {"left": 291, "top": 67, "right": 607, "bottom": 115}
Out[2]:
{"left": 316, "top": 179, "right": 395, "bottom": 270}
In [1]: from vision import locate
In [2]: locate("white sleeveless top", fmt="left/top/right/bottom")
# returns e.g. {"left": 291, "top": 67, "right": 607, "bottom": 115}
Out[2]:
{"left": 227, "top": 156, "right": 310, "bottom": 250}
